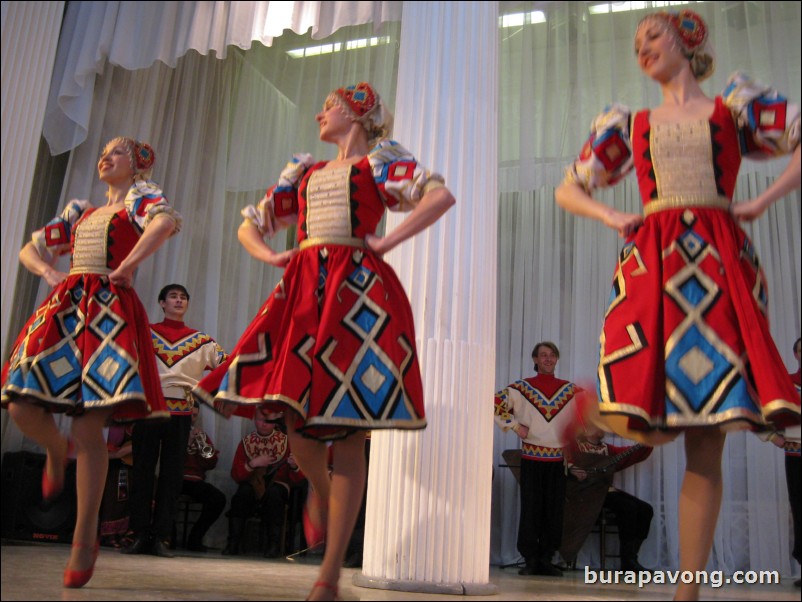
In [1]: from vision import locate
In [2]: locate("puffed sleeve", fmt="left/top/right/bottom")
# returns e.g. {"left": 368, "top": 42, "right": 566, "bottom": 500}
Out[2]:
{"left": 30, "top": 199, "right": 92, "bottom": 264}
{"left": 562, "top": 104, "right": 634, "bottom": 194}
{"left": 722, "top": 71, "right": 800, "bottom": 158}
{"left": 493, "top": 385, "right": 520, "bottom": 433}
{"left": 241, "top": 154, "right": 315, "bottom": 238}
{"left": 124, "top": 180, "right": 182, "bottom": 235}
{"left": 367, "top": 139, "right": 445, "bottom": 212}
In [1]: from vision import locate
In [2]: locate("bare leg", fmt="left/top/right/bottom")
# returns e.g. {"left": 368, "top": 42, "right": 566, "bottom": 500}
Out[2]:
{"left": 287, "top": 417, "right": 331, "bottom": 502}
{"left": 674, "top": 428, "right": 726, "bottom": 601}
{"left": 66, "top": 408, "right": 114, "bottom": 572}
{"left": 285, "top": 416, "right": 368, "bottom": 600}
{"left": 7, "top": 401, "right": 70, "bottom": 491}
{"left": 311, "top": 431, "right": 367, "bottom": 601}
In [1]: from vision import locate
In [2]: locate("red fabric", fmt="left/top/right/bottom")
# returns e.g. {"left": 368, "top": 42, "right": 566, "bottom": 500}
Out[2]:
{"left": 600, "top": 100, "right": 799, "bottom": 431}
{"left": 151, "top": 319, "right": 197, "bottom": 342}
{"left": 196, "top": 161, "right": 424, "bottom": 439}
{"left": 2, "top": 207, "right": 167, "bottom": 420}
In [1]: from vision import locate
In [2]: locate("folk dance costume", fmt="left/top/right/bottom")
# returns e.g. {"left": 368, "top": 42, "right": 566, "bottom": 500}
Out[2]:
{"left": 564, "top": 72, "right": 801, "bottom": 432}
{"left": 194, "top": 140, "right": 445, "bottom": 440}
{"left": 181, "top": 427, "right": 226, "bottom": 552}
{"left": 127, "top": 318, "right": 227, "bottom": 553}
{"left": 1, "top": 181, "right": 180, "bottom": 420}
{"left": 564, "top": 439, "right": 653, "bottom": 571}
{"left": 225, "top": 427, "right": 305, "bottom": 557}
{"left": 494, "top": 373, "right": 580, "bottom": 574}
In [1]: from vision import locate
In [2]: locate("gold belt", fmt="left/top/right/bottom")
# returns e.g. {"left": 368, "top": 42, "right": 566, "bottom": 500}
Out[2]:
{"left": 643, "top": 195, "right": 731, "bottom": 217}
{"left": 69, "top": 267, "right": 113, "bottom": 276}
{"left": 299, "top": 236, "right": 365, "bottom": 251}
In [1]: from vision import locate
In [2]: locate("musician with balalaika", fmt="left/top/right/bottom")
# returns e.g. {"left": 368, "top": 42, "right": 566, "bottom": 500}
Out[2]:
{"left": 561, "top": 425, "right": 653, "bottom": 571}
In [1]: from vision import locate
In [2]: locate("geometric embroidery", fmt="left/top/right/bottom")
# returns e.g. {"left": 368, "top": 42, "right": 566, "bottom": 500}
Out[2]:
{"left": 226, "top": 332, "right": 273, "bottom": 395}
{"left": 318, "top": 263, "right": 415, "bottom": 422}
{"left": 82, "top": 288, "right": 140, "bottom": 401}
{"left": 35, "top": 340, "right": 83, "bottom": 397}
{"left": 740, "top": 239, "right": 767, "bottom": 313}
{"left": 598, "top": 323, "right": 647, "bottom": 404}
{"left": 507, "top": 380, "right": 577, "bottom": 422}
{"left": 665, "top": 325, "right": 743, "bottom": 413}
{"left": 521, "top": 443, "right": 563, "bottom": 460}
{"left": 605, "top": 242, "right": 646, "bottom": 318}
{"left": 152, "top": 331, "right": 216, "bottom": 368}
{"left": 678, "top": 230, "right": 707, "bottom": 262}
{"left": 663, "top": 224, "right": 745, "bottom": 419}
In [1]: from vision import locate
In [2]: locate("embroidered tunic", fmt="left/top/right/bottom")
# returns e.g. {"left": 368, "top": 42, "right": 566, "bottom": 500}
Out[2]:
{"left": 230, "top": 429, "right": 303, "bottom": 489}
{"left": 564, "top": 72, "right": 801, "bottom": 431}
{"left": 2, "top": 182, "right": 181, "bottom": 421}
{"left": 194, "top": 140, "right": 445, "bottom": 440}
{"left": 151, "top": 318, "right": 227, "bottom": 414}
{"left": 494, "top": 373, "right": 580, "bottom": 461}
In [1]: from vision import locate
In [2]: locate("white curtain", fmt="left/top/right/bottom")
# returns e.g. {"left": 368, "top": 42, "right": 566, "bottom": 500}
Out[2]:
{"left": 2, "top": 2, "right": 402, "bottom": 549}
{"left": 0, "top": 1, "right": 64, "bottom": 369}
{"left": 492, "top": 0, "right": 802, "bottom": 577}
{"left": 42, "top": 0, "right": 402, "bottom": 154}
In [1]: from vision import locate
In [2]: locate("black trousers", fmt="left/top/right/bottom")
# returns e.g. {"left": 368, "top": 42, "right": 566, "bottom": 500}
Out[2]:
{"left": 517, "top": 459, "right": 566, "bottom": 563}
{"left": 180, "top": 479, "right": 226, "bottom": 546}
{"left": 228, "top": 481, "right": 288, "bottom": 531}
{"left": 786, "top": 454, "right": 801, "bottom": 564}
{"left": 603, "top": 489, "right": 653, "bottom": 549}
{"left": 129, "top": 414, "right": 191, "bottom": 540}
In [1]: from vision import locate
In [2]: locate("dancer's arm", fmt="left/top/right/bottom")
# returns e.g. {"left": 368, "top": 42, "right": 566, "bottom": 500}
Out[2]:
{"left": 556, "top": 182, "right": 643, "bottom": 238}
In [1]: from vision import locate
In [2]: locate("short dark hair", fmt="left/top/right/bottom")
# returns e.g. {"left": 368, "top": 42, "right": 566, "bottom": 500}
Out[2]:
{"left": 531, "top": 341, "right": 560, "bottom": 359}
{"left": 158, "top": 284, "right": 190, "bottom": 303}
{"left": 795, "top": 337, "right": 801, "bottom": 353}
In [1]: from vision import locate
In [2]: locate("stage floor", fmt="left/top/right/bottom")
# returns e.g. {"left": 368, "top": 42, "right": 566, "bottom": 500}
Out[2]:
{"left": 1, "top": 541, "right": 799, "bottom": 601}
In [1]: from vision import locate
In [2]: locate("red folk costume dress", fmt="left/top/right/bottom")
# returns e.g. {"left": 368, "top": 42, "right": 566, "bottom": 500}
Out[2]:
{"left": 1, "top": 181, "right": 181, "bottom": 421}
{"left": 564, "top": 72, "right": 801, "bottom": 432}
{"left": 194, "top": 140, "right": 445, "bottom": 440}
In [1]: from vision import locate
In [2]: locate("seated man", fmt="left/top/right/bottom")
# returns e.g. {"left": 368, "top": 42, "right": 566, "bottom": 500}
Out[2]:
{"left": 223, "top": 408, "right": 305, "bottom": 558}
{"left": 181, "top": 405, "right": 226, "bottom": 552}
{"left": 562, "top": 426, "right": 653, "bottom": 571}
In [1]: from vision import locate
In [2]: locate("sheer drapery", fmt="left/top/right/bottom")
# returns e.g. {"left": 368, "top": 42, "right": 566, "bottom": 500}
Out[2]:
{"left": 42, "top": 1, "right": 401, "bottom": 155}
{"left": 4, "top": 17, "right": 401, "bottom": 548}
{"left": 492, "top": 1, "right": 802, "bottom": 575}
{"left": 0, "top": 1, "right": 64, "bottom": 366}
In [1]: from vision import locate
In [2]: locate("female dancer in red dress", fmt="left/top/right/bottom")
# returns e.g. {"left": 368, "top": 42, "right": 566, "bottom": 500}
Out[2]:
{"left": 2, "top": 137, "right": 180, "bottom": 588}
{"left": 194, "top": 83, "right": 455, "bottom": 600}
{"left": 556, "top": 9, "right": 800, "bottom": 600}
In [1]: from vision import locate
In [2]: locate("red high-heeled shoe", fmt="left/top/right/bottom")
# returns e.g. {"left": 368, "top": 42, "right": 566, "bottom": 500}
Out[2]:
{"left": 302, "top": 488, "right": 328, "bottom": 549}
{"left": 42, "top": 439, "right": 74, "bottom": 502}
{"left": 63, "top": 540, "right": 99, "bottom": 588}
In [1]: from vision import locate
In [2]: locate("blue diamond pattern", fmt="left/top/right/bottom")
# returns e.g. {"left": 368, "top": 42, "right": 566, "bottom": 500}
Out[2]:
{"left": 39, "top": 346, "right": 82, "bottom": 396}
{"left": 679, "top": 230, "right": 706, "bottom": 260}
{"left": 352, "top": 306, "right": 379, "bottom": 336}
{"left": 666, "top": 325, "right": 734, "bottom": 412}
{"left": 678, "top": 275, "right": 708, "bottom": 308}
{"left": 86, "top": 347, "right": 130, "bottom": 394}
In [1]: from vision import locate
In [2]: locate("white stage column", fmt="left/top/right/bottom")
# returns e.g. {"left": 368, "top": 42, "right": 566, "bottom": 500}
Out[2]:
{"left": 355, "top": 1, "right": 498, "bottom": 595}
{"left": 1, "top": 1, "right": 64, "bottom": 357}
